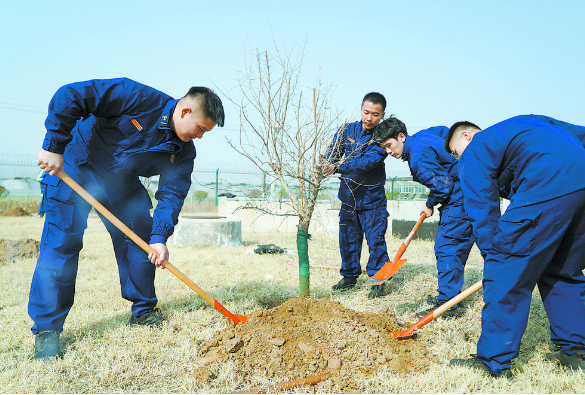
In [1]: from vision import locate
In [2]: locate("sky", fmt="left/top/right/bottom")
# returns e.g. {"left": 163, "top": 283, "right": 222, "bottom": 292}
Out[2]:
{"left": 1, "top": 0, "right": 585, "bottom": 177}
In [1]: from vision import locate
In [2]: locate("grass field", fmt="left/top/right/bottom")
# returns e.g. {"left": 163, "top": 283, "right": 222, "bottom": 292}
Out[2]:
{"left": 1, "top": 215, "right": 584, "bottom": 393}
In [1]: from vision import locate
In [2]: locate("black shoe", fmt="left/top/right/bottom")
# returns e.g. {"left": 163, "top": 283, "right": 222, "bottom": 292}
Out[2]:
{"left": 450, "top": 355, "right": 513, "bottom": 379}
{"left": 415, "top": 305, "right": 458, "bottom": 319}
{"left": 34, "top": 330, "right": 61, "bottom": 360}
{"left": 129, "top": 308, "right": 165, "bottom": 327}
{"left": 426, "top": 295, "right": 439, "bottom": 305}
{"left": 368, "top": 283, "right": 386, "bottom": 299}
{"left": 332, "top": 277, "right": 357, "bottom": 291}
{"left": 546, "top": 349, "right": 585, "bottom": 372}
{"left": 415, "top": 305, "right": 437, "bottom": 319}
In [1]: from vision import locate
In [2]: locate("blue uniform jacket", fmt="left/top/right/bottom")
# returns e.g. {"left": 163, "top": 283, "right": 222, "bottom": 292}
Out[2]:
{"left": 326, "top": 121, "right": 387, "bottom": 210}
{"left": 41, "top": 78, "right": 196, "bottom": 244}
{"left": 402, "top": 126, "right": 463, "bottom": 210}
{"left": 458, "top": 114, "right": 585, "bottom": 256}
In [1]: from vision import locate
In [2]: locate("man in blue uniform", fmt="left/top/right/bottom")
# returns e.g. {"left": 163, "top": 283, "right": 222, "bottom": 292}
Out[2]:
{"left": 372, "top": 117, "right": 475, "bottom": 318}
{"left": 32, "top": 78, "right": 225, "bottom": 360}
{"left": 445, "top": 115, "right": 585, "bottom": 377}
{"left": 322, "top": 92, "right": 390, "bottom": 299}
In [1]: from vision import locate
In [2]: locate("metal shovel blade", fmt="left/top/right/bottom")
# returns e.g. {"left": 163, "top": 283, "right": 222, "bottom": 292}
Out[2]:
{"left": 370, "top": 213, "right": 426, "bottom": 281}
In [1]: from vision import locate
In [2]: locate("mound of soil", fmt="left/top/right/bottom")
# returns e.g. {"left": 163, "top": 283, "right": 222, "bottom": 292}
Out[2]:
{"left": 0, "top": 238, "right": 40, "bottom": 264}
{"left": 198, "top": 298, "right": 435, "bottom": 392}
{"left": 0, "top": 207, "right": 32, "bottom": 217}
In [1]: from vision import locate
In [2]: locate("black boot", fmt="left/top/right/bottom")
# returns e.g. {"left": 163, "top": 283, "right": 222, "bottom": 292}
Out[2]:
{"left": 34, "top": 330, "right": 61, "bottom": 360}
{"left": 546, "top": 348, "right": 585, "bottom": 372}
{"left": 129, "top": 308, "right": 165, "bottom": 327}
{"left": 450, "top": 355, "right": 512, "bottom": 379}
{"left": 332, "top": 277, "right": 357, "bottom": 291}
{"left": 415, "top": 295, "right": 459, "bottom": 319}
{"left": 368, "top": 283, "right": 386, "bottom": 299}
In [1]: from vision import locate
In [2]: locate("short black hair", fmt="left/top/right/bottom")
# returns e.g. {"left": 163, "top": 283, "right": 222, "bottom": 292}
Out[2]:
{"left": 362, "top": 92, "right": 387, "bottom": 111}
{"left": 184, "top": 87, "right": 225, "bottom": 127}
{"left": 372, "top": 116, "right": 407, "bottom": 144}
{"left": 444, "top": 121, "right": 482, "bottom": 152}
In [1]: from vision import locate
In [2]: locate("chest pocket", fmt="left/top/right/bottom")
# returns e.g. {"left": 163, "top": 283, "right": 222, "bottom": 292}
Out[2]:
{"left": 113, "top": 116, "right": 145, "bottom": 154}
{"left": 78, "top": 117, "right": 144, "bottom": 173}
{"left": 345, "top": 137, "right": 371, "bottom": 161}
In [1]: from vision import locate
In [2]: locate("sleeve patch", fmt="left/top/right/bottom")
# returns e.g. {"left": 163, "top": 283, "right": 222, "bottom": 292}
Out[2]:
{"left": 131, "top": 118, "right": 143, "bottom": 131}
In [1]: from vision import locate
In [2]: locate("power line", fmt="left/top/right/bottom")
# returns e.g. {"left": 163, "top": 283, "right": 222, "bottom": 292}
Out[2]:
{"left": 0, "top": 101, "right": 46, "bottom": 110}
{"left": 0, "top": 105, "right": 47, "bottom": 114}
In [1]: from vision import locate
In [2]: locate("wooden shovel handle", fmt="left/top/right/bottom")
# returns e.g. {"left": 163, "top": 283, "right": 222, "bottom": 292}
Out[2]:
{"left": 403, "top": 212, "right": 426, "bottom": 249}
{"left": 433, "top": 279, "right": 483, "bottom": 317}
{"left": 411, "top": 280, "right": 483, "bottom": 330}
{"left": 57, "top": 170, "right": 245, "bottom": 324}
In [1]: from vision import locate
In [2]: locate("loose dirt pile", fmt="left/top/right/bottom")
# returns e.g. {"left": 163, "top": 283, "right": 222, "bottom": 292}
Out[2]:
{"left": 0, "top": 238, "right": 40, "bottom": 264}
{"left": 198, "top": 298, "right": 435, "bottom": 392}
{"left": 0, "top": 207, "right": 32, "bottom": 217}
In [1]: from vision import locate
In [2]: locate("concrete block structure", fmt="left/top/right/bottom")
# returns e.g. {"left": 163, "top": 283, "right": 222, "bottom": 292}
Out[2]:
{"left": 167, "top": 216, "right": 242, "bottom": 247}
{"left": 217, "top": 197, "right": 510, "bottom": 239}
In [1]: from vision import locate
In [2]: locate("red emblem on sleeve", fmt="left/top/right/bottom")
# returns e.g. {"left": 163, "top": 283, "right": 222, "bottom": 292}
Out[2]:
{"left": 131, "top": 119, "right": 143, "bottom": 131}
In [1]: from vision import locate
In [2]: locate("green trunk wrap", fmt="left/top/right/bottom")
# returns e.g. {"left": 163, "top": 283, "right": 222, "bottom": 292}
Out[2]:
{"left": 297, "top": 228, "right": 311, "bottom": 297}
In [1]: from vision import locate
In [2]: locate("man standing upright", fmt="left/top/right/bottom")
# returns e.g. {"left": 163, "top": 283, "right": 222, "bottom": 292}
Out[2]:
{"left": 322, "top": 92, "right": 390, "bottom": 299}
{"left": 32, "top": 78, "right": 225, "bottom": 360}
{"left": 445, "top": 115, "right": 585, "bottom": 377}
{"left": 373, "top": 118, "right": 475, "bottom": 318}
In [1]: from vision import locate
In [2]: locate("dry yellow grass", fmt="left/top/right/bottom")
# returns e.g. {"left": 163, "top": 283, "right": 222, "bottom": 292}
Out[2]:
{"left": 1, "top": 215, "right": 584, "bottom": 393}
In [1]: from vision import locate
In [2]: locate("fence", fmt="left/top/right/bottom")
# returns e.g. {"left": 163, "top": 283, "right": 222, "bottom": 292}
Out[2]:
{"left": 0, "top": 153, "right": 421, "bottom": 204}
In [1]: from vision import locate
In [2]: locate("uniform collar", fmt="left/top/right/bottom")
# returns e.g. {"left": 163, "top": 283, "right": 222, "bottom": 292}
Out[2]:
{"left": 158, "top": 99, "right": 185, "bottom": 146}
{"left": 158, "top": 99, "right": 178, "bottom": 131}
{"left": 359, "top": 121, "right": 375, "bottom": 136}
{"left": 402, "top": 135, "right": 412, "bottom": 162}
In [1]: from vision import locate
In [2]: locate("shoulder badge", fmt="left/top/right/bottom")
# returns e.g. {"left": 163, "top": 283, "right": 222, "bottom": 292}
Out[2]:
{"left": 170, "top": 154, "right": 176, "bottom": 163}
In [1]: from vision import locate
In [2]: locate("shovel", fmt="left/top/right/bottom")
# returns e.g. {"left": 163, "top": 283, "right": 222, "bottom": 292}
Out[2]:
{"left": 57, "top": 170, "right": 247, "bottom": 325}
{"left": 391, "top": 279, "right": 483, "bottom": 339}
{"left": 365, "top": 213, "right": 426, "bottom": 285}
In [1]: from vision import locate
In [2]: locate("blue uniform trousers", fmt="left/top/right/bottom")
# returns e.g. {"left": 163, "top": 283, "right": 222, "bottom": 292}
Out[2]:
{"left": 339, "top": 205, "right": 390, "bottom": 278}
{"left": 435, "top": 206, "right": 475, "bottom": 306}
{"left": 478, "top": 189, "right": 585, "bottom": 374}
{"left": 28, "top": 165, "right": 157, "bottom": 334}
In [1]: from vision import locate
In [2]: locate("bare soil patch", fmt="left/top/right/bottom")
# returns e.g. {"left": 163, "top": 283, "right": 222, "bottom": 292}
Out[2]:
{"left": 0, "top": 238, "right": 40, "bottom": 264}
{"left": 0, "top": 207, "right": 32, "bottom": 217}
{"left": 198, "top": 297, "right": 435, "bottom": 392}
{"left": 0, "top": 201, "right": 40, "bottom": 214}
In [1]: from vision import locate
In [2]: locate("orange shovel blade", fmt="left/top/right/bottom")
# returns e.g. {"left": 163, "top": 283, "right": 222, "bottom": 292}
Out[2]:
{"left": 391, "top": 312, "right": 434, "bottom": 339}
{"left": 230, "top": 314, "right": 248, "bottom": 325}
{"left": 372, "top": 213, "right": 425, "bottom": 280}
{"left": 390, "top": 329, "right": 415, "bottom": 339}
{"left": 212, "top": 299, "right": 248, "bottom": 325}
{"left": 371, "top": 258, "right": 407, "bottom": 280}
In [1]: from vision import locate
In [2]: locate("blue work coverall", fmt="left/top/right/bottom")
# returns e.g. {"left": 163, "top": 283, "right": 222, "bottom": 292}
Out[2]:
{"left": 402, "top": 127, "right": 474, "bottom": 305}
{"left": 457, "top": 114, "right": 585, "bottom": 374}
{"left": 29, "top": 78, "right": 195, "bottom": 333}
{"left": 326, "top": 121, "right": 390, "bottom": 277}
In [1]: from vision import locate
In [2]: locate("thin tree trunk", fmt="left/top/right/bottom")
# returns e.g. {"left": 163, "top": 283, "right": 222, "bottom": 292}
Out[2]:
{"left": 296, "top": 220, "right": 311, "bottom": 298}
